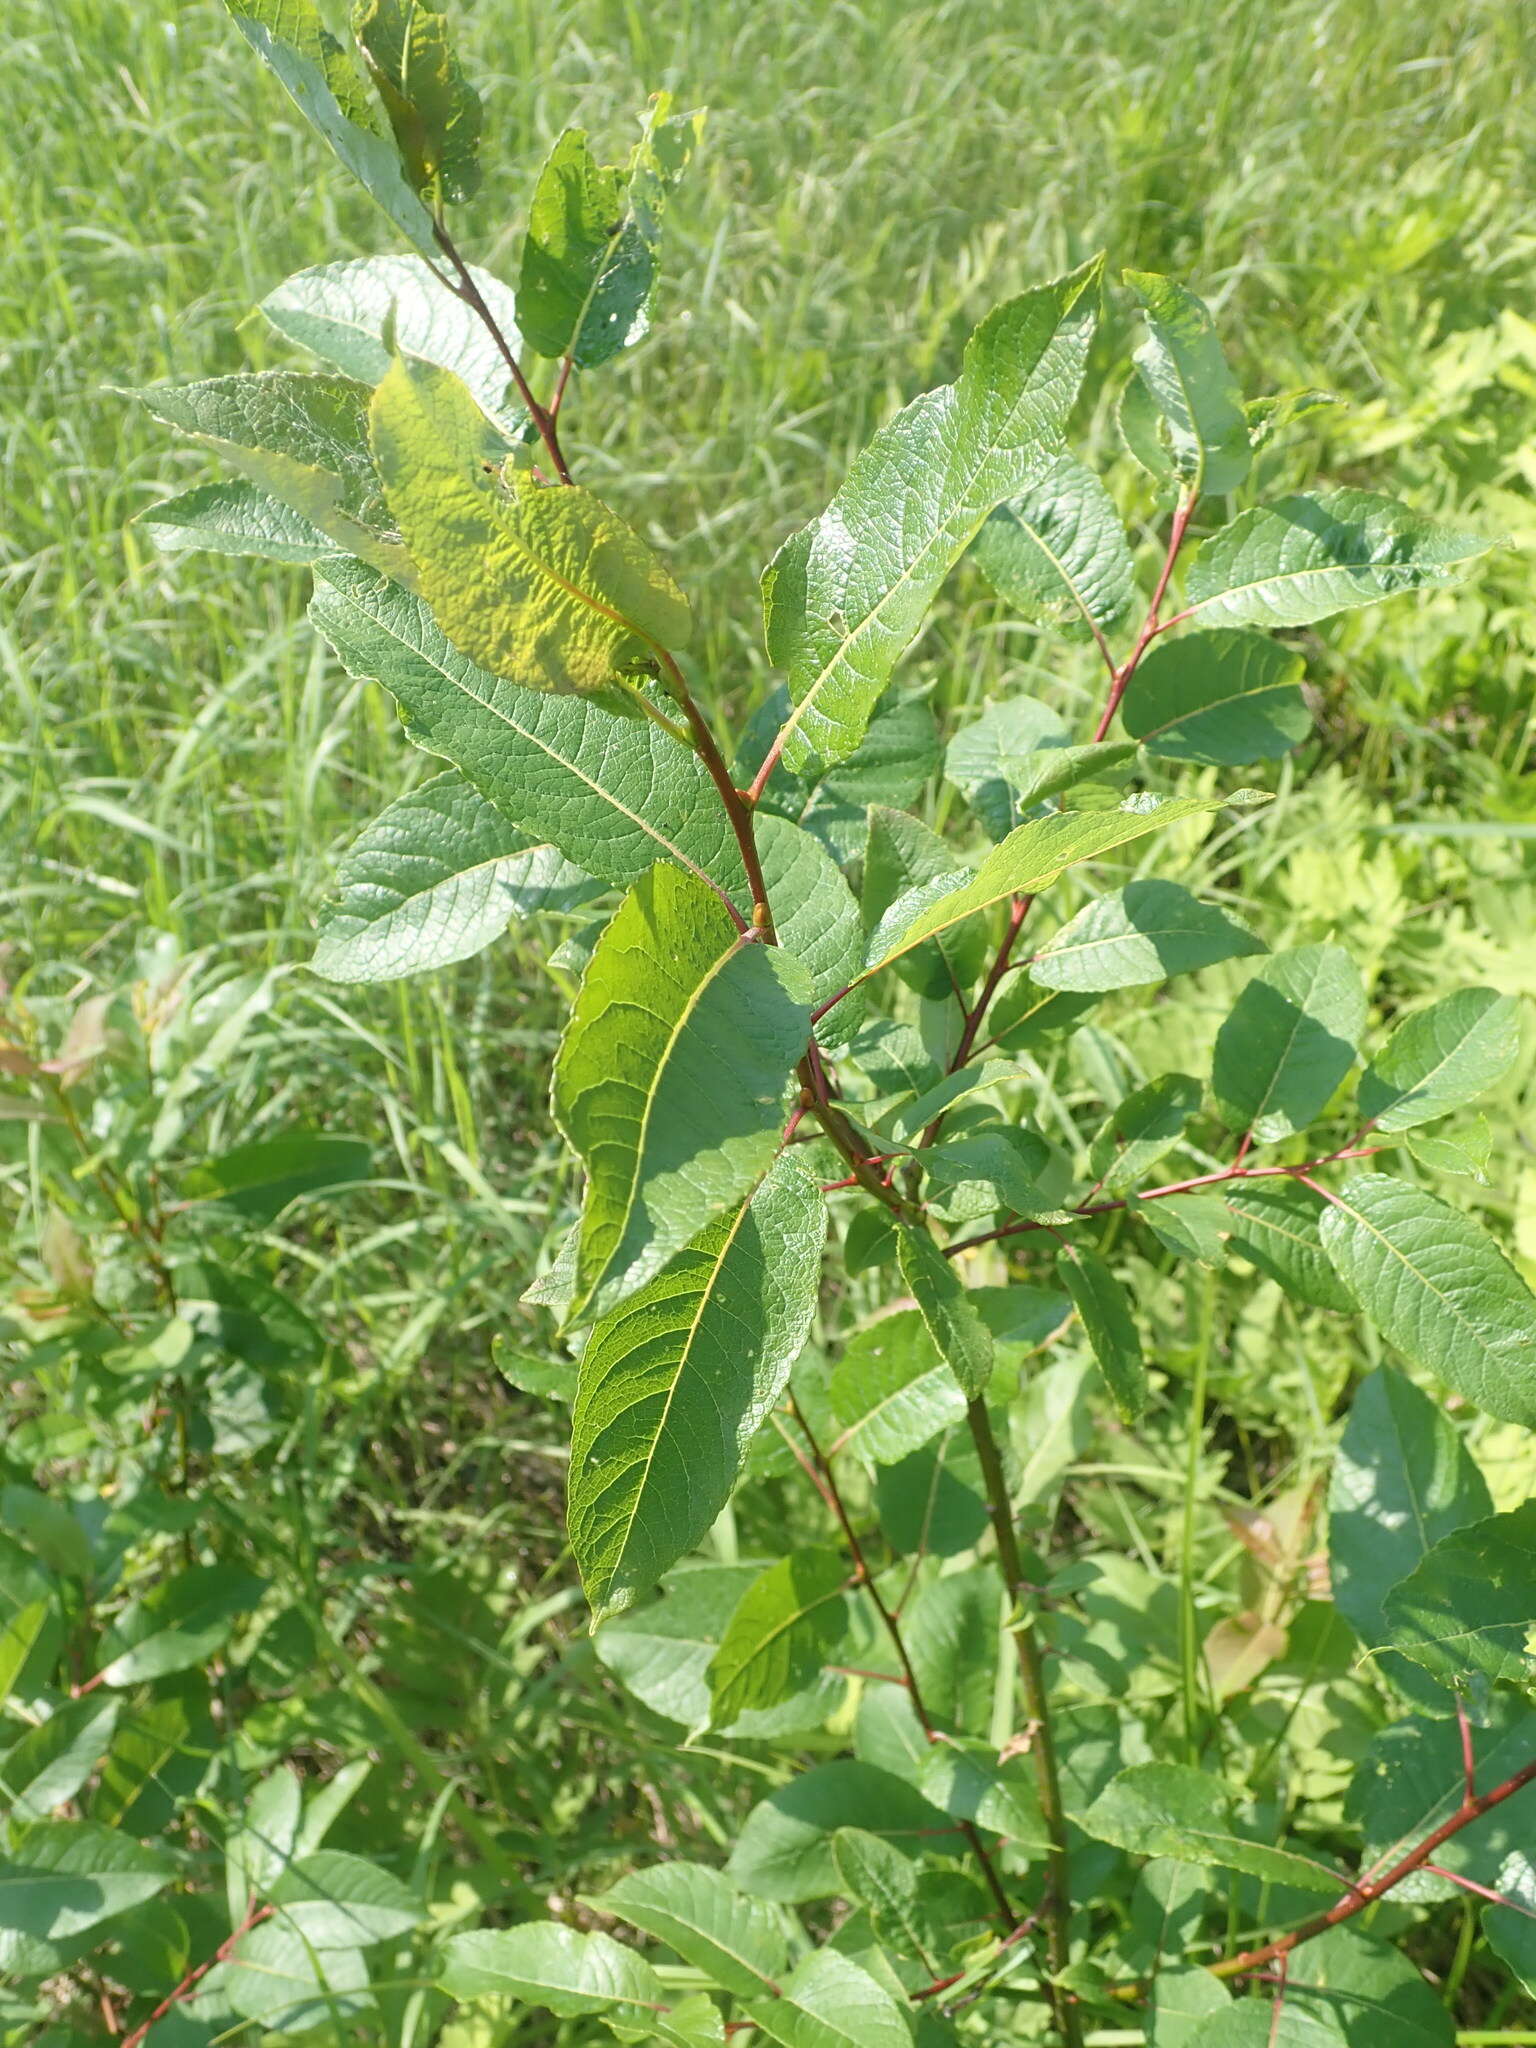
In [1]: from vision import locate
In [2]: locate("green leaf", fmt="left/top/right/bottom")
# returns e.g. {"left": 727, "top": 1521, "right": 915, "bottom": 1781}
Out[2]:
{"left": 1483, "top": 1849, "right": 1536, "bottom": 1995}
{"left": 1121, "top": 629, "right": 1309, "bottom": 766}
{"left": 876, "top": 1433, "right": 990, "bottom": 1559}
{"left": 1318, "top": 1175, "right": 1536, "bottom": 1427}
{"left": 594, "top": 1566, "right": 842, "bottom": 1737}
{"left": 439, "top": 1922, "right": 664, "bottom": 2012}
{"left": 352, "top": 0, "right": 481, "bottom": 202}
{"left": 1184, "top": 489, "right": 1494, "bottom": 630}
{"left": 225, "top": 1920, "right": 372, "bottom": 2027}
{"left": 0, "top": 1603, "right": 53, "bottom": 1712}
{"left": 1082, "top": 1763, "right": 1340, "bottom": 1893}
{"left": 917, "top": 1740, "right": 1049, "bottom": 1849}
{"left": 261, "top": 255, "right": 525, "bottom": 432}
{"left": 746, "top": 1949, "right": 915, "bottom": 2048}
{"left": 862, "top": 805, "right": 987, "bottom": 999}
{"left": 1382, "top": 1502, "right": 1536, "bottom": 1690}
{"left": 1223, "top": 1180, "right": 1356, "bottom": 1311}
{"left": 764, "top": 260, "right": 1101, "bottom": 771}
{"left": 1212, "top": 944, "right": 1366, "bottom": 1140}
{"left": 902, "top": 1569, "right": 1000, "bottom": 1733}
{"left": 554, "top": 864, "right": 810, "bottom": 1323}
{"left": 1348, "top": 1699, "right": 1536, "bottom": 1902}
{"left": 1088, "top": 1073, "right": 1202, "bottom": 1193}
{"left": 829, "top": 1310, "right": 967, "bottom": 1467}
{"left": 707, "top": 1550, "right": 850, "bottom": 1728}
{"left": 921, "top": 1129, "right": 1053, "bottom": 1216}
{"left": 1057, "top": 1243, "right": 1146, "bottom": 1420}
{"left": 942, "top": 698, "right": 1062, "bottom": 840}
{"left": 270, "top": 1851, "right": 421, "bottom": 1946}
{"left": 1405, "top": 1117, "right": 1493, "bottom": 1183}
{"left": 1, "top": 1699, "right": 119, "bottom": 1826}
{"left": 309, "top": 557, "right": 745, "bottom": 897}
{"left": 370, "top": 355, "right": 690, "bottom": 693}
{"left": 1329, "top": 1366, "right": 1491, "bottom": 1696}
{"left": 591, "top": 1862, "right": 787, "bottom": 1998}
{"left": 1124, "top": 272, "right": 1249, "bottom": 497}
{"left": 969, "top": 453, "right": 1135, "bottom": 638}
{"left": 897, "top": 1228, "right": 994, "bottom": 1400}
{"left": 183, "top": 1130, "right": 370, "bottom": 1221}
{"left": 140, "top": 370, "right": 413, "bottom": 582}
{"left": 1148, "top": 1965, "right": 1231, "bottom": 2047}
{"left": 96, "top": 1565, "right": 266, "bottom": 1688}
{"left": 138, "top": 480, "right": 333, "bottom": 563}
{"left": 313, "top": 769, "right": 596, "bottom": 984}
{"left": 224, "top": 0, "right": 438, "bottom": 255}
{"left": 757, "top": 816, "right": 865, "bottom": 1041}
{"left": 1033, "top": 879, "right": 1263, "bottom": 992}
{"left": 519, "top": 103, "right": 703, "bottom": 368}
{"left": 1358, "top": 987, "right": 1521, "bottom": 1132}
{"left": 571, "top": 1153, "right": 824, "bottom": 1620}
{"left": 1134, "top": 1190, "right": 1228, "bottom": 1267}
{"left": 1284, "top": 1926, "right": 1453, "bottom": 2048}
{"left": 728, "top": 1762, "right": 955, "bottom": 1903}
{"left": 986, "top": 982, "right": 1100, "bottom": 1055}
{"left": 1185, "top": 2010, "right": 1345, "bottom": 2048}
{"left": 865, "top": 790, "right": 1271, "bottom": 986}
{"left": 2, "top": 1486, "right": 93, "bottom": 1581}
{"left": 0, "top": 1824, "right": 173, "bottom": 1969}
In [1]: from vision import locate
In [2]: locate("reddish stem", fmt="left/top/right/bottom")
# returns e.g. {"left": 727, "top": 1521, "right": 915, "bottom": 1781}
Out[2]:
{"left": 121, "top": 1904, "right": 274, "bottom": 2048}
{"left": 1090, "top": 490, "right": 1197, "bottom": 743}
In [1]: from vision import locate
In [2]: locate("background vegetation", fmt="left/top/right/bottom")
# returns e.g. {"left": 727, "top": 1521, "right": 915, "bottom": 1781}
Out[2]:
{"left": 2, "top": 0, "right": 1534, "bottom": 2039}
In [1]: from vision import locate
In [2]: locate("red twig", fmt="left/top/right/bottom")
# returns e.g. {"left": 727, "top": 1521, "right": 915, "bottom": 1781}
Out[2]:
{"left": 1090, "top": 490, "right": 1197, "bottom": 743}
{"left": 121, "top": 1903, "right": 274, "bottom": 2048}
{"left": 1423, "top": 1863, "right": 1536, "bottom": 1917}
{"left": 943, "top": 1144, "right": 1381, "bottom": 1256}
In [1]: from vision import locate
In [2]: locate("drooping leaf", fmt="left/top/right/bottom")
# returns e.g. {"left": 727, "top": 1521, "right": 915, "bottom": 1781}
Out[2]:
{"left": 1133, "top": 1190, "right": 1228, "bottom": 1266}
{"left": 1357, "top": 987, "right": 1521, "bottom": 1132}
{"left": 707, "top": 1550, "right": 850, "bottom": 1728}
{"left": 370, "top": 355, "right": 690, "bottom": 694}
{"left": 1223, "top": 1179, "right": 1356, "bottom": 1311}
{"left": 591, "top": 1862, "right": 787, "bottom": 1998}
{"left": 943, "top": 697, "right": 1064, "bottom": 840}
{"left": 224, "top": 0, "right": 438, "bottom": 255}
{"left": 439, "top": 1921, "right": 663, "bottom": 2012}
{"left": 1382, "top": 1502, "right": 1536, "bottom": 1690}
{"left": 571, "top": 1153, "right": 824, "bottom": 1620}
{"left": 1056, "top": 1241, "right": 1147, "bottom": 1420}
{"left": 789, "top": 691, "right": 942, "bottom": 862}
{"left": 921, "top": 1128, "right": 1053, "bottom": 1216}
{"left": 865, "top": 790, "right": 1270, "bottom": 986}
{"left": 727, "top": 1762, "right": 957, "bottom": 1903}
{"left": 95, "top": 1566, "right": 267, "bottom": 1688}
{"left": 764, "top": 261, "right": 1101, "bottom": 771}
{"left": 140, "top": 370, "right": 413, "bottom": 581}
{"left": 1124, "top": 272, "right": 1249, "bottom": 497}
{"left": 1318, "top": 1175, "right": 1536, "bottom": 1427}
{"left": 1148, "top": 1965, "right": 1231, "bottom": 2046}
{"left": 897, "top": 1227, "right": 994, "bottom": 1400}
{"left": 1121, "top": 629, "right": 1309, "bottom": 766}
{"left": 969, "top": 453, "right": 1135, "bottom": 638}
{"left": 183, "top": 1130, "right": 370, "bottom": 1221}
{"left": 1329, "top": 1366, "right": 1491, "bottom": 1699}
{"left": 902, "top": 1568, "right": 1000, "bottom": 1733}
{"left": 1082, "top": 1763, "right": 1340, "bottom": 1893}
{"left": 1087, "top": 1073, "right": 1203, "bottom": 1193}
{"left": 309, "top": 557, "right": 746, "bottom": 897}
{"left": 1184, "top": 489, "right": 1494, "bottom": 631}
{"left": 554, "top": 865, "right": 810, "bottom": 1322}
{"left": 352, "top": 0, "right": 482, "bottom": 202}
{"left": 746, "top": 1948, "right": 915, "bottom": 2048}
{"left": 1033, "top": 879, "right": 1263, "bottom": 992}
{"left": 313, "top": 769, "right": 598, "bottom": 983}
{"left": 261, "top": 255, "right": 525, "bottom": 432}
{"left": 519, "top": 102, "right": 703, "bottom": 368}
{"left": 1211, "top": 944, "right": 1366, "bottom": 1141}
{"left": 756, "top": 815, "right": 866, "bottom": 1041}
{"left": 138, "top": 480, "right": 333, "bottom": 562}
{"left": 829, "top": 1310, "right": 968, "bottom": 1467}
